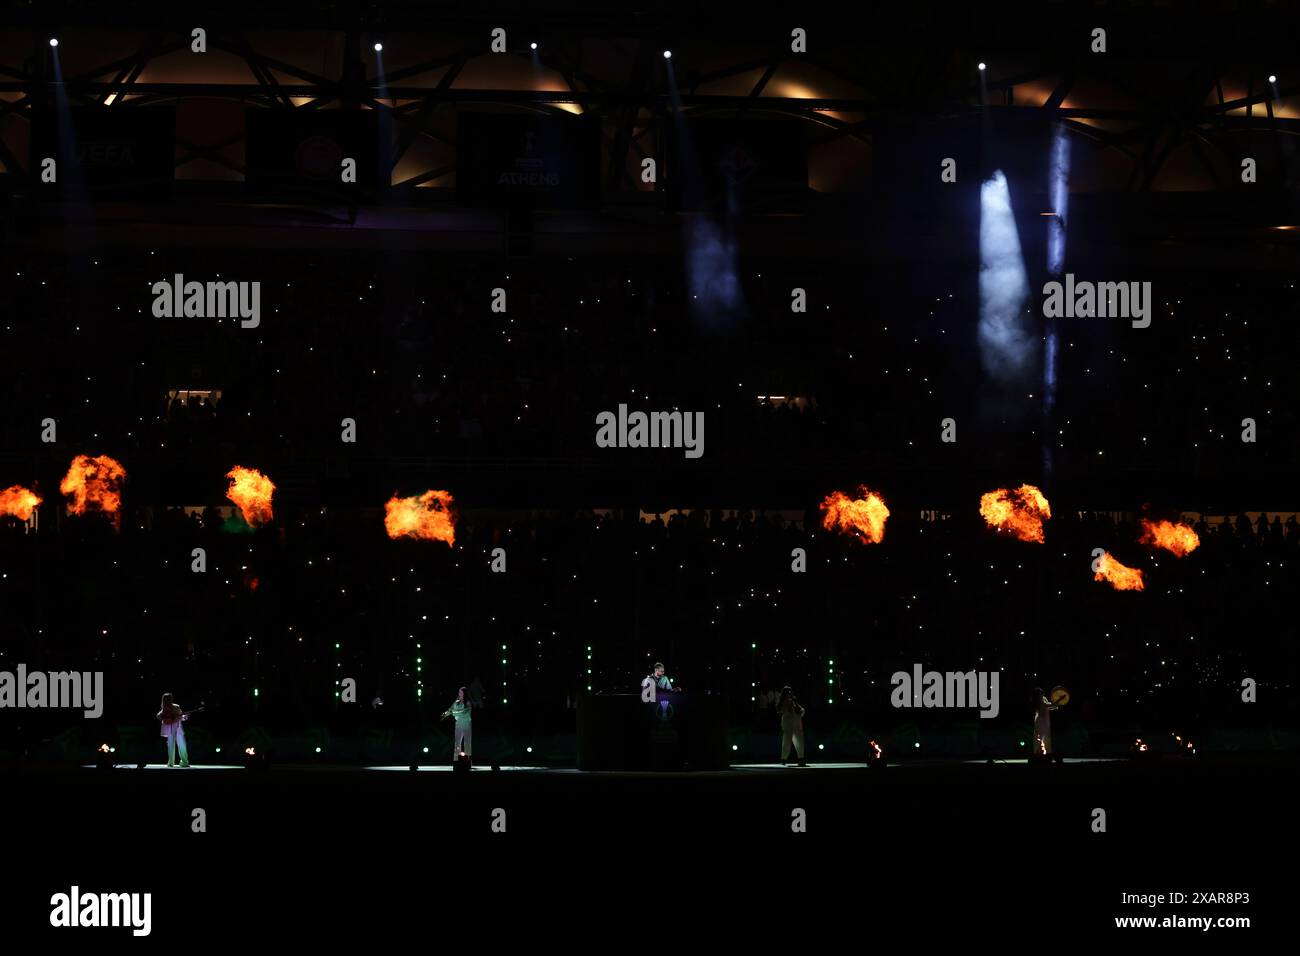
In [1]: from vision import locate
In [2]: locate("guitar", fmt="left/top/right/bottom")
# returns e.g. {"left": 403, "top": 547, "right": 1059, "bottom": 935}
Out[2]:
{"left": 160, "top": 704, "right": 205, "bottom": 724}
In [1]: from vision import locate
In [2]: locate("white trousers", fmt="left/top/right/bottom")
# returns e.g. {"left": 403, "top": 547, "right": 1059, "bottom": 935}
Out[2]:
{"left": 163, "top": 723, "right": 189, "bottom": 766}
{"left": 453, "top": 724, "right": 472, "bottom": 758}
{"left": 780, "top": 730, "right": 804, "bottom": 761}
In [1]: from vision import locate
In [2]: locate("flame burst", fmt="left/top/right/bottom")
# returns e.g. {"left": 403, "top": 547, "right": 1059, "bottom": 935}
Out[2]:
{"left": 384, "top": 490, "right": 456, "bottom": 546}
{"left": 820, "top": 487, "right": 890, "bottom": 544}
{"left": 979, "top": 484, "right": 1051, "bottom": 543}
{"left": 60, "top": 455, "right": 127, "bottom": 515}
{"left": 1094, "top": 551, "right": 1145, "bottom": 591}
{"left": 0, "top": 485, "right": 41, "bottom": 521}
{"left": 1139, "top": 519, "right": 1199, "bottom": 557}
{"left": 226, "top": 466, "right": 276, "bottom": 527}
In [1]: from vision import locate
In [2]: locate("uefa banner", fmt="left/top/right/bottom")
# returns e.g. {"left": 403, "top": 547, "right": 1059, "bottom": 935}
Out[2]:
{"left": 30, "top": 106, "right": 176, "bottom": 197}
{"left": 455, "top": 111, "right": 600, "bottom": 209}
{"left": 244, "top": 108, "right": 385, "bottom": 201}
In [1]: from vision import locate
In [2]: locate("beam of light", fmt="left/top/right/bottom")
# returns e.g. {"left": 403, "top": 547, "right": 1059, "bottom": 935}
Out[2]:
{"left": 668, "top": 56, "right": 746, "bottom": 330}
{"left": 1047, "top": 124, "right": 1070, "bottom": 275}
{"left": 1042, "top": 123, "right": 1071, "bottom": 475}
{"left": 978, "top": 170, "right": 1033, "bottom": 385}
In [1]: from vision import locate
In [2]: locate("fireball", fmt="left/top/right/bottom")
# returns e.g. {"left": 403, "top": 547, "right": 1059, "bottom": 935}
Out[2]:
{"left": 1093, "top": 551, "right": 1145, "bottom": 591}
{"left": 1138, "top": 519, "right": 1199, "bottom": 557}
{"left": 226, "top": 466, "right": 276, "bottom": 527}
{"left": 820, "top": 487, "right": 889, "bottom": 544}
{"left": 979, "top": 484, "right": 1051, "bottom": 543}
{"left": 0, "top": 485, "right": 41, "bottom": 521}
{"left": 384, "top": 490, "right": 456, "bottom": 546}
{"left": 60, "top": 455, "right": 127, "bottom": 515}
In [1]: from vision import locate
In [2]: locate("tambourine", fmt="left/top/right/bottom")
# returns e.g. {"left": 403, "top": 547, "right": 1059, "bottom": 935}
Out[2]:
{"left": 1050, "top": 685, "right": 1070, "bottom": 706}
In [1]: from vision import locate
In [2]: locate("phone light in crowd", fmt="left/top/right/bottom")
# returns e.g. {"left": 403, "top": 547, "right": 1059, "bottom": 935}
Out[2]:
{"left": 530, "top": 42, "right": 538, "bottom": 50}
{"left": 422, "top": 746, "right": 429, "bottom": 754}
{"left": 914, "top": 741, "right": 920, "bottom": 749}
{"left": 315, "top": 747, "right": 322, "bottom": 754}
{"left": 663, "top": 50, "right": 672, "bottom": 59}
{"left": 818, "top": 743, "right": 825, "bottom": 751}
{"left": 99, "top": 743, "right": 111, "bottom": 753}
{"left": 49, "top": 38, "right": 59, "bottom": 47}
{"left": 245, "top": 747, "right": 255, "bottom": 756}
{"left": 373, "top": 42, "right": 383, "bottom": 52}
{"left": 1269, "top": 74, "right": 1277, "bottom": 84}
{"left": 731, "top": 744, "right": 738, "bottom": 752}
{"left": 978, "top": 61, "right": 986, "bottom": 71}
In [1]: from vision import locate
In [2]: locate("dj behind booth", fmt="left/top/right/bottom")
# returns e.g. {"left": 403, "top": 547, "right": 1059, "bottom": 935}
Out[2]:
{"left": 577, "top": 664, "right": 729, "bottom": 771}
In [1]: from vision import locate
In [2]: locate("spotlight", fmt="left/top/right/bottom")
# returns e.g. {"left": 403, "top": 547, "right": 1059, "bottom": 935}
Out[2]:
{"left": 373, "top": 42, "right": 383, "bottom": 53}
{"left": 977, "top": 62, "right": 986, "bottom": 71}
{"left": 49, "top": 38, "right": 59, "bottom": 48}
{"left": 663, "top": 50, "right": 672, "bottom": 59}
{"left": 530, "top": 42, "right": 538, "bottom": 50}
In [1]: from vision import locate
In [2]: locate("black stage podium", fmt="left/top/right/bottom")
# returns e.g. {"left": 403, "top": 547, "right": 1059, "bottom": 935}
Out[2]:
{"left": 577, "top": 693, "right": 729, "bottom": 771}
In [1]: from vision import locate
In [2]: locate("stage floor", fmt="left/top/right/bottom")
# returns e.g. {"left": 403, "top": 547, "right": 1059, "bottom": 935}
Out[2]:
{"left": 81, "top": 755, "right": 1133, "bottom": 773}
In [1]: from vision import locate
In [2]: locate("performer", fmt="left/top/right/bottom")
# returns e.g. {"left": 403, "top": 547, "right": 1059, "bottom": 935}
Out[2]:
{"left": 156, "top": 692, "right": 191, "bottom": 768}
{"left": 1032, "top": 687, "right": 1059, "bottom": 756}
{"left": 441, "top": 687, "right": 472, "bottom": 761}
{"left": 777, "top": 686, "right": 807, "bottom": 767}
{"left": 649, "top": 662, "right": 679, "bottom": 691}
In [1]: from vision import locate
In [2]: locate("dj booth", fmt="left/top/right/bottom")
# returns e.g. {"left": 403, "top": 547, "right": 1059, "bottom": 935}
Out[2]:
{"left": 577, "top": 693, "right": 730, "bottom": 771}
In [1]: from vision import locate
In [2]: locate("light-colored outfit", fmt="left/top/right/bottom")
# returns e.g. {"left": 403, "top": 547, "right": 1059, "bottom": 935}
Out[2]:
{"left": 779, "top": 701, "right": 805, "bottom": 761}
{"left": 1033, "top": 696, "right": 1059, "bottom": 755}
{"left": 640, "top": 674, "right": 673, "bottom": 703}
{"left": 158, "top": 706, "right": 190, "bottom": 767}
{"left": 447, "top": 700, "right": 472, "bottom": 757}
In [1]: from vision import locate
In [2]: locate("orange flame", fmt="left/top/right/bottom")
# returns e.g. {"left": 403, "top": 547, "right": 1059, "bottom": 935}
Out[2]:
{"left": 0, "top": 485, "right": 41, "bottom": 521}
{"left": 1139, "top": 519, "right": 1199, "bottom": 557}
{"left": 226, "top": 466, "right": 276, "bottom": 527}
{"left": 384, "top": 490, "right": 457, "bottom": 545}
{"left": 820, "top": 487, "right": 889, "bottom": 544}
{"left": 60, "top": 455, "right": 127, "bottom": 515}
{"left": 979, "top": 484, "right": 1051, "bottom": 543}
{"left": 1094, "top": 551, "right": 1145, "bottom": 591}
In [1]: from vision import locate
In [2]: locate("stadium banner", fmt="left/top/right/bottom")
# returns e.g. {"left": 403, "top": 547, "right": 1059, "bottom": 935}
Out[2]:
{"left": 455, "top": 111, "right": 600, "bottom": 209}
{"left": 30, "top": 106, "right": 176, "bottom": 197}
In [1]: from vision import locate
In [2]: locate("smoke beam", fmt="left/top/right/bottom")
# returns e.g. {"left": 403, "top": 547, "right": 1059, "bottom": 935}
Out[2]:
{"left": 979, "top": 171, "right": 1034, "bottom": 384}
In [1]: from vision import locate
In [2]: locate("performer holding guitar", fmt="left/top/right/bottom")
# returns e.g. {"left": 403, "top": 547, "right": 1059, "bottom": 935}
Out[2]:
{"left": 157, "top": 693, "right": 204, "bottom": 768}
